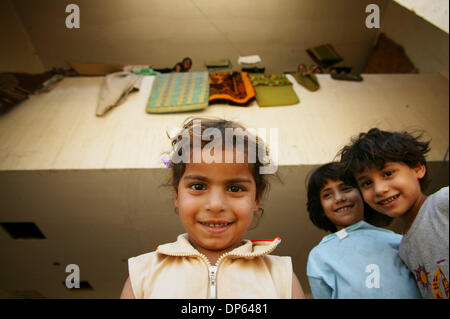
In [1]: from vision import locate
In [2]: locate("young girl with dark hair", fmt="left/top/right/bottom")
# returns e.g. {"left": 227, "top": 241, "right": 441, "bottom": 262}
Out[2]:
{"left": 121, "top": 117, "right": 304, "bottom": 299}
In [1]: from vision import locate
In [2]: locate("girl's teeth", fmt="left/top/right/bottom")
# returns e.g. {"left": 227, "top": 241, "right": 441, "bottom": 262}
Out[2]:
{"left": 202, "top": 222, "right": 230, "bottom": 228}
{"left": 336, "top": 207, "right": 350, "bottom": 213}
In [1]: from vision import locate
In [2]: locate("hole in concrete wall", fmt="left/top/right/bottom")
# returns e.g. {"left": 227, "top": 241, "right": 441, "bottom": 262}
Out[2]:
{"left": 0, "top": 222, "right": 46, "bottom": 239}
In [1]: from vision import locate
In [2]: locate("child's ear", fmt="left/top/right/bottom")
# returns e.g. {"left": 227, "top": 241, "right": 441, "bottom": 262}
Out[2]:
{"left": 254, "top": 198, "right": 260, "bottom": 212}
{"left": 174, "top": 188, "right": 179, "bottom": 208}
{"left": 414, "top": 163, "right": 426, "bottom": 179}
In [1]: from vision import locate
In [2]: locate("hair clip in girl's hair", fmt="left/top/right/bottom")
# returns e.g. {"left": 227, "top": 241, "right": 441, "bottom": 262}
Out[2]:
{"left": 161, "top": 156, "right": 172, "bottom": 168}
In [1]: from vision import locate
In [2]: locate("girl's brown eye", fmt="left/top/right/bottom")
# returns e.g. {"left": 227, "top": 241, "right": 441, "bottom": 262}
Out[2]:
{"left": 190, "top": 183, "right": 205, "bottom": 191}
{"left": 228, "top": 185, "right": 244, "bottom": 192}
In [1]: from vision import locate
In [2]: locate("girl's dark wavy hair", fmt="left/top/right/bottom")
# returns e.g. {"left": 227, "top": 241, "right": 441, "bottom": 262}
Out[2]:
{"left": 338, "top": 128, "right": 431, "bottom": 191}
{"left": 166, "top": 117, "right": 276, "bottom": 202}
{"left": 306, "top": 162, "right": 392, "bottom": 233}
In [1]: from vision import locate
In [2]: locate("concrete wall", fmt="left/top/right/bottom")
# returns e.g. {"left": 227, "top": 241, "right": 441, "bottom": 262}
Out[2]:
{"left": 8, "top": 0, "right": 388, "bottom": 73}
{"left": 3, "top": 1, "right": 448, "bottom": 75}
{"left": 0, "top": 73, "right": 448, "bottom": 298}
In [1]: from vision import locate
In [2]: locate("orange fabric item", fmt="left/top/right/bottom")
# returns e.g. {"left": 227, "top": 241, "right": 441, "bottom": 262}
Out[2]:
{"left": 209, "top": 72, "right": 255, "bottom": 105}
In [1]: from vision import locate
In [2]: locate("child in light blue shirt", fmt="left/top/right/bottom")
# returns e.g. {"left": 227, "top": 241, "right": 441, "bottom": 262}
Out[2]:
{"left": 306, "top": 162, "right": 421, "bottom": 298}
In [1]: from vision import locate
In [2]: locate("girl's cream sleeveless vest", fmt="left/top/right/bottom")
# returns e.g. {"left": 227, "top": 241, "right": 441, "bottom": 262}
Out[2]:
{"left": 128, "top": 234, "right": 292, "bottom": 298}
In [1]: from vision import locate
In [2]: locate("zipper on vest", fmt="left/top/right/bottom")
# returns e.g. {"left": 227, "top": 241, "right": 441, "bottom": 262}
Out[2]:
{"left": 195, "top": 254, "right": 217, "bottom": 299}
{"left": 197, "top": 253, "right": 222, "bottom": 299}
{"left": 200, "top": 241, "right": 280, "bottom": 299}
{"left": 208, "top": 266, "right": 217, "bottom": 299}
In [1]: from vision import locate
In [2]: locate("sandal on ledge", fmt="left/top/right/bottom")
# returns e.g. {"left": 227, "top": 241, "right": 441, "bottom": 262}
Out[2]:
{"left": 290, "top": 71, "right": 320, "bottom": 92}
{"left": 331, "top": 72, "right": 363, "bottom": 81}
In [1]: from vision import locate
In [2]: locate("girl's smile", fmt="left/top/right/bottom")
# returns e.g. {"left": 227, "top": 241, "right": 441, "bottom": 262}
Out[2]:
{"left": 320, "top": 179, "right": 365, "bottom": 231}
{"left": 334, "top": 203, "right": 355, "bottom": 214}
{"left": 198, "top": 220, "right": 234, "bottom": 234}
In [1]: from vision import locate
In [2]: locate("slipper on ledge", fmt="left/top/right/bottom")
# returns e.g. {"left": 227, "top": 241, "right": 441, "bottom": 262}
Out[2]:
{"left": 290, "top": 72, "right": 320, "bottom": 91}
{"left": 331, "top": 73, "right": 363, "bottom": 82}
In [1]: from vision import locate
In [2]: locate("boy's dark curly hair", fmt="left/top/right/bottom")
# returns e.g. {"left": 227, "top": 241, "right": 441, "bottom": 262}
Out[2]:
{"left": 306, "top": 162, "right": 392, "bottom": 233}
{"left": 338, "top": 128, "right": 431, "bottom": 191}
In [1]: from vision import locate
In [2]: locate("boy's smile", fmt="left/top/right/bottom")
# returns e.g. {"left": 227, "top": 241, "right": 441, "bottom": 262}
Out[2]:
{"left": 355, "top": 161, "right": 427, "bottom": 229}
{"left": 174, "top": 153, "right": 258, "bottom": 261}
{"left": 376, "top": 193, "right": 401, "bottom": 209}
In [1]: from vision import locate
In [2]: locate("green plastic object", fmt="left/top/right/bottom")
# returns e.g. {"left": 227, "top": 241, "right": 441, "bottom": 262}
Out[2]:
{"left": 130, "top": 68, "right": 160, "bottom": 76}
